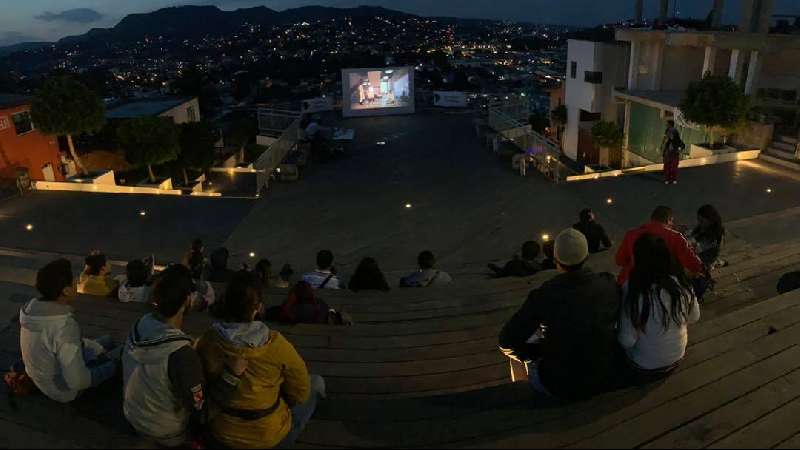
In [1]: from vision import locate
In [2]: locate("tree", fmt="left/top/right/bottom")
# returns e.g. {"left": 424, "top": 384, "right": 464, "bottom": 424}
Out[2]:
{"left": 680, "top": 74, "right": 750, "bottom": 146}
{"left": 118, "top": 117, "right": 180, "bottom": 183}
{"left": 31, "top": 76, "right": 106, "bottom": 176}
{"left": 177, "top": 122, "right": 218, "bottom": 186}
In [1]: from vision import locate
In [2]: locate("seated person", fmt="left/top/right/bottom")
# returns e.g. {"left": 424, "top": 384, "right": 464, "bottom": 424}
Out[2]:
{"left": 197, "top": 271, "right": 326, "bottom": 449}
{"left": 541, "top": 241, "right": 557, "bottom": 271}
{"left": 20, "top": 259, "right": 120, "bottom": 403}
{"left": 182, "top": 239, "right": 207, "bottom": 280}
{"left": 302, "top": 250, "right": 342, "bottom": 290}
{"left": 400, "top": 251, "right": 453, "bottom": 288}
{"left": 118, "top": 259, "right": 152, "bottom": 304}
{"left": 273, "top": 281, "right": 350, "bottom": 325}
{"left": 206, "top": 247, "right": 236, "bottom": 284}
{"left": 349, "top": 257, "right": 390, "bottom": 292}
{"left": 689, "top": 205, "right": 726, "bottom": 268}
{"left": 78, "top": 251, "right": 119, "bottom": 297}
{"left": 123, "top": 265, "right": 246, "bottom": 448}
{"left": 573, "top": 208, "right": 613, "bottom": 253}
{"left": 499, "top": 229, "right": 619, "bottom": 401}
{"left": 488, "top": 241, "right": 541, "bottom": 278}
{"left": 619, "top": 234, "right": 700, "bottom": 383}
{"left": 275, "top": 264, "right": 294, "bottom": 289}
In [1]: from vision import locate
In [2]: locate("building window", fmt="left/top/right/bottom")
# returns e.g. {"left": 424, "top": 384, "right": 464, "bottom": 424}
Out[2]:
{"left": 584, "top": 71, "right": 604, "bottom": 84}
{"left": 12, "top": 111, "right": 34, "bottom": 135}
{"left": 570, "top": 62, "right": 578, "bottom": 79}
{"left": 187, "top": 106, "right": 197, "bottom": 122}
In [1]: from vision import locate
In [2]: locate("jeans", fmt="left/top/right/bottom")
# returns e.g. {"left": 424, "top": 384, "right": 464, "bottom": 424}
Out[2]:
{"left": 82, "top": 335, "right": 118, "bottom": 387}
{"left": 277, "top": 374, "right": 324, "bottom": 448}
{"left": 524, "top": 361, "right": 556, "bottom": 398}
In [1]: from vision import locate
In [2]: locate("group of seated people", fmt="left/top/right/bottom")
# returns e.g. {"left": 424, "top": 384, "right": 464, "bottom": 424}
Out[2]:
{"left": 17, "top": 199, "right": 799, "bottom": 449}
{"left": 300, "top": 248, "right": 453, "bottom": 291}
{"left": 21, "top": 259, "right": 326, "bottom": 449}
{"left": 499, "top": 204, "right": 726, "bottom": 401}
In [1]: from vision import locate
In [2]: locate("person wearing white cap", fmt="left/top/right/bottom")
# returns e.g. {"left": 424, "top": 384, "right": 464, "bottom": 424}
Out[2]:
{"left": 499, "top": 228, "right": 620, "bottom": 401}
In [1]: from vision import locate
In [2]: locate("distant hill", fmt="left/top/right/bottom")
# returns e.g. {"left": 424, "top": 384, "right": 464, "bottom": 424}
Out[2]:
{"left": 58, "top": 5, "right": 415, "bottom": 46}
{"left": 0, "top": 42, "right": 52, "bottom": 57}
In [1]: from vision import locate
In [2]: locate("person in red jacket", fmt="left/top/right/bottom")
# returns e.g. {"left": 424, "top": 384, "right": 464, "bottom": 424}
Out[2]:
{"left": 616, "top": 206, "right": 703, "bottom": 286}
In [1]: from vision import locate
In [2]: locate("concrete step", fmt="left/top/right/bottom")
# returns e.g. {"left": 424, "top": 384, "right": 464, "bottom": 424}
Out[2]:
{"left": 761, "top": 152, "right": 800, "bottom": 172}
{"left": 772, "top": 140, "right": 797, "bottom": 153}
{"left": 767, "top": 147, "right": 798, "bottom": 161}
{"left": 778, "top": 135, "right": 798, "bottom": 146}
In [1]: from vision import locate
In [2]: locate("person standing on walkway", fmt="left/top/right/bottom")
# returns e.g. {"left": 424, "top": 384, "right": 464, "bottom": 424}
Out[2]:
{"left": 662, "top": 120, "right": 684, "bottom": 185}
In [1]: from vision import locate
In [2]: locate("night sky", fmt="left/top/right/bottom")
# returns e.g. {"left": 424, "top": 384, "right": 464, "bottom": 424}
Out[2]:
{"left": 2, "top": 0, "right": 799, "bottom": 46}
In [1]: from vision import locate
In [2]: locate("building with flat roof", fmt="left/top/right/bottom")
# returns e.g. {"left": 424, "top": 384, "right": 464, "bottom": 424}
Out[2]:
{"left": 561, "top": 0, "right": 800, "bottom": 169}
{"left": 105, "top": 97, "right": 201, "bottom": 124}
{"left": 0, "top": 94, "right": 65, "bottom": 183}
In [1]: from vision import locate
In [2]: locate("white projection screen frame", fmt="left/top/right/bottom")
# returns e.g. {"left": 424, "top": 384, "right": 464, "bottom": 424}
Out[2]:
{"left": 342, "top": 67, "right": 415, "bottom": 117}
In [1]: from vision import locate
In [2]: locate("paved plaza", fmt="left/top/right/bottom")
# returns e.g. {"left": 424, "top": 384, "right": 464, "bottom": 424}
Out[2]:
{"left": 0, "top": 112, "right": 798, "bottom": 278}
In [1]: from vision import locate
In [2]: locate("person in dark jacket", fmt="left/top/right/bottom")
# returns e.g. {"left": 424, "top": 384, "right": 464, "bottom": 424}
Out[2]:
{"left": 207, "top": 248, "right": 236, "bottom": 284}
{"left": 349, "top": 257, "right": 390, "bottom": 292}
{"left": 499, "top": 228, "right": 620, "bottom": 401}
{"left": 488, "top": 241, "right": 542, "bottom": 278}
{"left": 573, "top": 209, "right": 613, "bottom": 253}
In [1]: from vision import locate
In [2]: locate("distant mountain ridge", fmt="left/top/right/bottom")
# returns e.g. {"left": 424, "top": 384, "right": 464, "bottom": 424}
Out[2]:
{"left": 0, "top": 42, "right": 52, "bottom": 57}
{"left": 57, "top": 5, "right": 415, "bottom": 46}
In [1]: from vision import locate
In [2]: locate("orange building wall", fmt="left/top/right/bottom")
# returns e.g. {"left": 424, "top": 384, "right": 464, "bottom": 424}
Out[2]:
{"left": 0, "top": 104, "right": 63, "bottom": 182}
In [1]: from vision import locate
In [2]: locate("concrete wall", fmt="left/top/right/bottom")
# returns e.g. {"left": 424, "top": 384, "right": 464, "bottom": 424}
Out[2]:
{"left": 160, "top": 98, "right": 201, "bottom": 124}
{"left": 0, "top": 104, "right": 63, "bottom": 182}
{"left": 661, "top": 47, "right": 706, "bottom": 91}
{"left": 756, "top": 49, "right": 800, "bottom": 93}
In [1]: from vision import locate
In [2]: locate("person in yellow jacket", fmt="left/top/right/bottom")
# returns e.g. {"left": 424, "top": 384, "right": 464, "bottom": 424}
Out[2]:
{"left": 197, "top": 270, "right": 326, "bottom": 449}
{"left": 78, "top": 251, "right": 119, "bottom": 297}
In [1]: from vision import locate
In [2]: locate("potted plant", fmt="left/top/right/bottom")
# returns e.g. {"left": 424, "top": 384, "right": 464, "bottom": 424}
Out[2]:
{"left": 680, "top": 74, "right": 750, "bottom": 150}
{"left": 591, "top": 120, "right": 624, "bottom": 168}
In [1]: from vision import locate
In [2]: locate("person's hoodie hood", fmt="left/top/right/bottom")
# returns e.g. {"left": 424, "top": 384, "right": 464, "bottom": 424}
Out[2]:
{"left": 212, "top": 321, "right": 271, "bottom": 349}
{"left": 125, "top": 313, "right": 193, "bottom": 365}
{"left": 19, "top": 299, "right": 73, "bottom": 333}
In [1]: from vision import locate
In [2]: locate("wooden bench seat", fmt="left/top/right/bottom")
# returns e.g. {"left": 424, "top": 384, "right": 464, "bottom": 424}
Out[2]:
{"left": 293, "top": 290, "right": 800, "bottom": 448}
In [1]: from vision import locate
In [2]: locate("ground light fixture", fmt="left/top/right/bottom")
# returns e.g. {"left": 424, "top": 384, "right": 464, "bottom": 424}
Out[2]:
{"left": 405, "top": 203, "right": 413, "bottom": 209}
{"left": 607, "top": 198, "right": 614, "bottom": 205}
{"left": 139, "top": 210, "right": 147, "bottom": 217}
{"left": 25, "top": 224, "right": 34, "bottom": 232}
{"left": 767, "top": 188, "right": 773, "bottom": 194}
{"left": 249, "top": 251, "right": 256, "bottom": 258}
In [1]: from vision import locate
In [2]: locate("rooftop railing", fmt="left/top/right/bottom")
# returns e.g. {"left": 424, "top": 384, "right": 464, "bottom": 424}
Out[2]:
{"left": 488, "top": 99, "right": 577, "bottom": 183}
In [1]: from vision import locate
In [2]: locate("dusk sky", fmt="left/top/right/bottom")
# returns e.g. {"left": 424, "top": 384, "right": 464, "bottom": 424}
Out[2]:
{"left": 1, "top": 0, "right": 799, "bottom": 46}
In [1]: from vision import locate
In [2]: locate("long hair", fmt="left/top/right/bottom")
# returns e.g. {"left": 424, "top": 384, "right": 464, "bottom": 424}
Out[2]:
{"left": 625, "top": 234, "right": 694, "bottom": 332}
{"left": 220, "top": 270, "right": 263, "bottom": 323}
{"left": 350, "top": 257, "right": 389, "bottom": 292}
{"left": 693, "top": 204, "right": 725, "bottom": 245}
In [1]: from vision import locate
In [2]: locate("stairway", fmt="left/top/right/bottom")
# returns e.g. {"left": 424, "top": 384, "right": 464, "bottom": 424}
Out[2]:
{"left": 762, "top": 134, "right": 800, "bottom": 170}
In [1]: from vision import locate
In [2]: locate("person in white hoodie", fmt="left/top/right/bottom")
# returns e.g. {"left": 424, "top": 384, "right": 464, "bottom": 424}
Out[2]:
{"left": 619, "top": 234, "right": 701, "bottom": 383}
{"left": 20, "top": 259, "right": 120, "bottom": 403}
{"left": 122, "top": 264, "right": 246, "bottom": 448}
